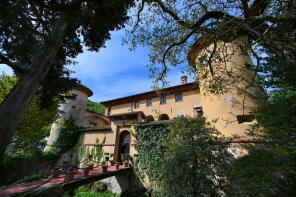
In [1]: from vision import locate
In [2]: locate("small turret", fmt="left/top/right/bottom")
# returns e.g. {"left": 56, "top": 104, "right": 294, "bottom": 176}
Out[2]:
{"left": 188, "top": 36, "right": 264, "bottom": 138}
{"left": 44, "top": 84, "right": 92, "bottom": 151}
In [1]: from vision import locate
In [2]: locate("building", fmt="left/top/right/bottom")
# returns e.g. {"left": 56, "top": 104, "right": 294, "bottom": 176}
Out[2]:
{"left": 46, "top": 37, "right": 263, "bottom": 162}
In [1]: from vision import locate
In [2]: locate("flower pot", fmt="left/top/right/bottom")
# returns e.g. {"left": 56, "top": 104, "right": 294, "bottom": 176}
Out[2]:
{"left": 115, "top": 163, "right": 120, "bottom": 169}
{"left": 83, "top": 169, "right": 90, "bottom": 177}
{"left": 123, "top": 161, "right": 129, "bottom": 167}
{"left": 102, "top": 165, "right": 108, "bottom": 173}
{"left": 51, "top": 169, "right": 60, "bottom": 178}
{"left": 66, "top": 171, "right": 75, "bottom": 180}
{"left": 87, "top": 162, "right": 94, "bottom": 169}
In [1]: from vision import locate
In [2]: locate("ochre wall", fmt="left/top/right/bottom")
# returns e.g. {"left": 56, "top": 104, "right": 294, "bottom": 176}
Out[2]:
{"left": 190, "top": 37, "right": 264, "bottom": 138}
{"left": 109, "top": 90, "right": 202, "bottom": 119}
{"left": 79, "top": 37, "right": 265, "bottom": 161}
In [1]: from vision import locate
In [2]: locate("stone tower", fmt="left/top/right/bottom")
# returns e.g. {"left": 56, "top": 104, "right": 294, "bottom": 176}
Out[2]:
{"left": 188, "top": 37, "right": 264, "bottom": 139}
{"left": 44, "top": 84, "right": 93, "bottom": 151}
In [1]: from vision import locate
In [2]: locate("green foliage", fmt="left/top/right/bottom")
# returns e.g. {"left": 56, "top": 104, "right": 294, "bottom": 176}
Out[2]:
{"left": 0, "top": 73, "right": 16, "bottom": 102}
{"left": 44, "top": 117, "right": 80, "bottom": 158}
{"left": 126, "top": 0, "right": 295, "bottom": 88}
{"left": 233, "top": 88, "right": 296, "bottom": 196}
{"left": 158, "top": 113, "right": 169, "bottom": 120}
{"left": 135, "top": 117, "right": 234, "bottom": 196}
{"left": 74, "top": 191, "right": 119, "bottom": 197}
{"left": 80, "top": 137, "right": 106, "bottom": 165}
{"left": 135, "top": 123, "right": 169, "bottom": 184}
{"left": 0, "top": 0, "right": 134, "bottom": 105}
{"left": 74, "top": 181, "right": 118, "bottom": 197}
{"left": 163, "top": 116, "right": 233, "bottom": 196}
{"left": 0, "top": 74, "right": 58, "bottom": 156}
{"left": 12, "top": 173, "right": 43, "bottom": 185}
{"left": 87, "top": 100, "right": 105, "bottom": 114}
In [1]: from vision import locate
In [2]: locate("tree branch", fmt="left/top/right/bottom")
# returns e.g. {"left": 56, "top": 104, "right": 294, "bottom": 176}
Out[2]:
{"left": 249, "top": 0, "right": 271, "bottom": 16}
{"left": 252, "top": 15, "right": 296, "bottom": 23}
{"left": 131, "top": 0, "right": 145, "bottom": 34}
{"left": 240, "top": 0, "right": 250, "bottom": 18}
{"left": 0, "top": 53, "right": 28, "bottom": 73}
{"left": 153, "top": 0, "right": 192, "bottom": 28}
{"left": 158, "top": 30, "right": 196, "bottom": 82}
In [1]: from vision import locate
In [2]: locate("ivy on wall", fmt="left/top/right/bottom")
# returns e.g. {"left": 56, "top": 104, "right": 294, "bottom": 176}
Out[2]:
{"left": 134, "top": 123, "right": 169, "bottom": 194}
{"left": 44, "top": 117, "right": 81, "bottom": 159}
{"left": 135, "top": 117, "right": 234, "bottom": 196}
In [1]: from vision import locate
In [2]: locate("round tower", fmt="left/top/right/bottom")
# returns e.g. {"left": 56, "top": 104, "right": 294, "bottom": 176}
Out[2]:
{"left": 44, "top": 84, "right": 93, "bottom": 151}
{"left": 189, "top": 36, "right": 264, "bottom": 139}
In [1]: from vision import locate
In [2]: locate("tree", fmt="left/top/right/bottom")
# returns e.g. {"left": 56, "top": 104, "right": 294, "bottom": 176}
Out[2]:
{"left": 127, "top": 1, "right": 296, "bottom": 195}
{"left": 135, "top": 117, "right": 234, "bottom": 196}
{"left": 161, "top": 116, "right": 234, "bottom": 196}
{"left": 0, "top": 0, "right": 134, "bottom": 157}
{"left": 86, "top": 100, "right": 105, "bottom": 114}
{"left": 0, "top": 74, "right": 58, "bottom": 156}
{"left": 232, "top": 88, "right": 296, "bottom": 196}
{"left": 126, "top": 0, "right": 295, "bottom": 85}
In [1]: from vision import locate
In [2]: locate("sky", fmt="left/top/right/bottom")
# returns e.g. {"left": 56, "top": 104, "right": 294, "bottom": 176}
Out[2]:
{"left": 0, "top": 29, "right": 193, "bottom": 103}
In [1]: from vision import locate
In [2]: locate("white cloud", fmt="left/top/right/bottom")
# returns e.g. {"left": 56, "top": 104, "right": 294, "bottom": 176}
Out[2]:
{"left": 0, "top": 64, "right": 13, "bottom": 75}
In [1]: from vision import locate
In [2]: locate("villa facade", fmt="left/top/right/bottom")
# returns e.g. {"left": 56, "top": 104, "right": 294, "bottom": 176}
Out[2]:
{"left": 46, "top": 37, "right": 264, "bottom": 162}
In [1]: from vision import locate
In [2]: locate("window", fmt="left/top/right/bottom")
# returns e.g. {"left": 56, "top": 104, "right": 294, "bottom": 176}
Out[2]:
{"left": 194, "top": 106, "right": 203, "bottom": 117}
{"left": 175, "top": 93, "right": 183, "bottom": 102}
{"left": 160, "top": 96, "right": 166, "bottom": 105}
{"left": 146, "top": 99, "right": 152, "bottom": 107}
{"left": 236, "top": 115, "right": 255, "bottom": 124}
{"left": 107, "top": 107, "right": 111, "bottom": 116}
{"left": 134, "top": 100, "right": 140, "bottom": 109}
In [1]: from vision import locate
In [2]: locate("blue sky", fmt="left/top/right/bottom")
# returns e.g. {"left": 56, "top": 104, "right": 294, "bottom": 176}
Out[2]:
{"left": 0, "top": 29, "right": 193, "bottom": 103}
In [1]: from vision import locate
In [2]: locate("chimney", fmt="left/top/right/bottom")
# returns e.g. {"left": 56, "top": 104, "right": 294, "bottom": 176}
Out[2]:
{"left": 181, "top": 75, "right": 188, "bottom": 84}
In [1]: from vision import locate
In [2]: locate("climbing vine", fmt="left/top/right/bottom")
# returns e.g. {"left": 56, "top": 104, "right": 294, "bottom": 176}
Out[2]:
{"left": 44, "top": 117, "right": 81, "bottom": 159}
{"left": 135, "top": 123, "right": 169, "bottom": 194}
{"left": 80, "top": 137, "right": 106, "bottom": 164}
{"left": 135, "top": 117, "right": 234, "bottom": 196}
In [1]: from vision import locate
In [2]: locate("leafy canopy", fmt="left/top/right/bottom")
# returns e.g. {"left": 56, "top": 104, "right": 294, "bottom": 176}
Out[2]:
{"left": 87, "top": 100, "right": 105, "bottom": 114}
{"left": 0, "top": 73, "right": 58, "bottom": 156}
{"left": 126, "top": 0, "right": 295, "bottom": 88}
{"left": 135, "top": 116, "right": 234, "bottom": 196}
{"left": 0, "top": 0, "right": 135, "bottom": 106}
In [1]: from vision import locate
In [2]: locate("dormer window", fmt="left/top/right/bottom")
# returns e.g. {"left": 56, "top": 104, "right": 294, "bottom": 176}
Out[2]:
{"left": 134, "top": 100, "right": 140, "bottom": 109}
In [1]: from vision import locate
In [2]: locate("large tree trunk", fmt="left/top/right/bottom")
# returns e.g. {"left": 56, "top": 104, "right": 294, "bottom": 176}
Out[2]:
{"left": 0, "top": 14, "right": 70, "bottom": 159}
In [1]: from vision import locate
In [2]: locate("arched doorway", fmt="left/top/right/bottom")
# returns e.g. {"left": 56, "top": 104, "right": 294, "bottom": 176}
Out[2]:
{"left": 118, "top": 130, "right": 131, "bottom": 162}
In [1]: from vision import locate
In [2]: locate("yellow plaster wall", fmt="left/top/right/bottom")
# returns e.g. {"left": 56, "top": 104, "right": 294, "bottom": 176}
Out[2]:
{"left": 109, "top": 90, "right": 202, "bottom": 119}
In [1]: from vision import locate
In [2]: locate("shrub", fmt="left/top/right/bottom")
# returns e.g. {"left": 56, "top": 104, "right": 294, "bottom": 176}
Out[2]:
{"left": 158, "top": 113, "right": 169, "bottom": 120}
{"left": 135, "top": 116, "right": 234, "bottom": 196}
{"left": 43, "top": 116, "right": 80, "bottom": 158}
{"left": 146, "top": 115, "right": 154, "bottom": 122}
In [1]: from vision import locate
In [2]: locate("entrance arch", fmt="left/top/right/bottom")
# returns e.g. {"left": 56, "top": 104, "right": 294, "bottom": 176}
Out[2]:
{"left": 118, "top": 130, "right": 131, "bottom": 162}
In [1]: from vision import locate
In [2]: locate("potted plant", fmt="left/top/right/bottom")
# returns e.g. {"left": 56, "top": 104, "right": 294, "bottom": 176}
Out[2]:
{"left": 115, "top": 162, "right": 120, "bottom": 170}
{"left": 83, "top": 167, "right": 90, "bottom": 177}
{"left": 51, "top": 167, "right": 60, "bottom": 178}
{"left": 87, "top": 161, "right": 95, "bottom": 169}
{"left": 110, "top": 153, "right": 115, "bottom": 166}
{"left": 66, "top": 166, "right": 75, "bottom": 180}
{"left": 123, "top": 154, "right": 129, "bottom": 167}
{"left": 105, "top": 155, "right": 110, "bottom": 161}
{"left": 123, "top": 160, "right": 129, "bottom": 167}
{"left": 110, "top": 160, "right": 115, "bottom": 166}
{"left": 101, "top": 161, "right": 108, "bottom": 173}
